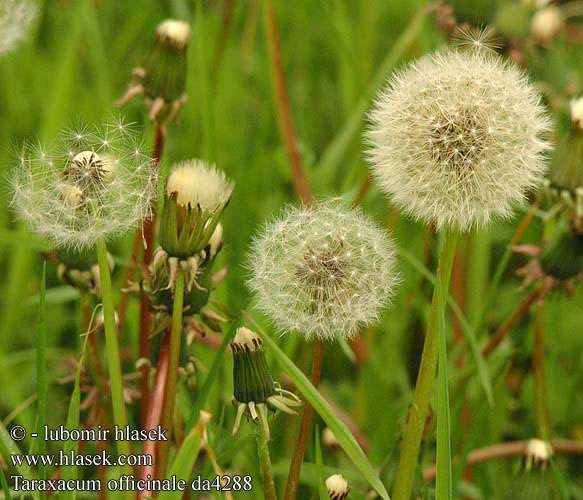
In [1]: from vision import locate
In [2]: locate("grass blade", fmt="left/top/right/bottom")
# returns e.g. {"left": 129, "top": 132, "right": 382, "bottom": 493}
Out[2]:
{"left": 0, "top": 466, "right": 12, "bottom": 500}
{"left": 314, "top": 426, "right": 328, "bottom": 500}
{"left": 250, "top": 316, "right": 391, "bottom": 500}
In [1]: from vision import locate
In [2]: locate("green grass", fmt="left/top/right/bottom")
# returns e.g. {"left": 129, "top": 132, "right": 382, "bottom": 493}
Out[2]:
{"left": 1, "top": 1, "right": 583, "bottom": 499}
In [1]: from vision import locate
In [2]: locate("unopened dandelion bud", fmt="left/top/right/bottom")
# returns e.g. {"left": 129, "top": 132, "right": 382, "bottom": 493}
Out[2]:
{"left": 525, "top": 439, "right": 553, "bottom": 470}
{"left": 56, "top": 247, "right": 113, "bottom": 295}
{"left": 230, "top": 327, "right": 301, "bottom": 439}
{"left": 367, "top": 44, "right": 551, "bottom": 231}
{"left": 142, "top": 20, "right": 190, "bottom": 103}
{"left": 322, "top": 427, "right": 339, "bottom": 448}
{"left": 159, "top": 160, "right": 233, "bottom": 259}
{"left": 531, "top": 6, "right": 564, "bottom": 45}
{"left": 325, "top": 474, "right": 350, "bottom": 500}
{"left": 248, "top": 200, "right": 398, "bottom": 341}
{"left": 539, "top": 230, "right": 583, "bottom": 280}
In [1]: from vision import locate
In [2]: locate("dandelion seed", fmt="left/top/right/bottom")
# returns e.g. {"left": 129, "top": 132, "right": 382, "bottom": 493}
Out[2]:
{"left": 0, "top": 0, "right": 36, "bottom": 55}
{"left": 367, "top": 45, "right": 551, "bottom": 231}
{"left": 248, "top": 200, "right": 398, "bottom": 341}
{"left": 11, "top": 120, "right": 158, "bottom": 250}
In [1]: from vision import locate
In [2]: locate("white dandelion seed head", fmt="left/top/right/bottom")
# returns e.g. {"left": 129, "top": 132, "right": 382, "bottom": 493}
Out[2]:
{"left": 367, "top": 47, "right": 551, "bottom": 232}
{"left": 156, "top": 19, "right": 191, "bottom": 49}
{"left": 248, "top": 200, "right": 399, "bottom": 342}
{"left": 0, "top": 0, "right": 36, "bottom": 56}
{"left": 11, "top": 120, "right": 158, "bottom": 250}
{"left": 166, "top": 159, "right": 234, "bottom": 210}
{"left": 325, "top": 474, "right": 350, "bottom": 500}
{"left": 570, "top": 97, "right": 583, "bottom": 130}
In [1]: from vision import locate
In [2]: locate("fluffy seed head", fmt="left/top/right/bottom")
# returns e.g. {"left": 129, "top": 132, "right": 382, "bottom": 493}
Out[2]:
{"left": 11, "top": 120, "right": 158, "bottom": 250}
{"left": 367, "top": 46, "right": 551, "bottom": 232}
{"left": 156, "top": 19, "right": 191, "bottom": 49}
{"left": 0, "top": 0, "right": 36, "bottom": 55}
{"left": 531, "top": 6, "right": 564, "bottom": 44}
{"left": 166, "top": 160, "right": 233, "bottom": 210}
{"left": 325, "top": 474, "right": 350, "bottom": 500}
{"left": 248, "top": 200, "right": 398, "bottom": 341}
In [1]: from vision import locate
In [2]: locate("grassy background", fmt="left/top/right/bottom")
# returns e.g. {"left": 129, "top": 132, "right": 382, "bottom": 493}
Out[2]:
{"left": 0, "top": 0, "right": 582, "bottom": 498}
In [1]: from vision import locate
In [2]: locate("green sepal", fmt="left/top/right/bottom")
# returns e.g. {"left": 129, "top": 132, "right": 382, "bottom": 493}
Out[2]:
{"left": 232, "top": 347, "right": 276, "bottom": 404}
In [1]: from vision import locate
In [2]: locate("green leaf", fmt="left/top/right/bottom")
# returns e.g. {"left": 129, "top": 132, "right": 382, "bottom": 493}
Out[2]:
{"left": 314, "top": 426, "right": 328, "bottom": 500}
{"left": 397, "top": 247, "right": 494, "bottom": 406}
{"left": 158, "top": 415, "right": 208, "bottom": 500}
{"left": 249, "top": 315, "right": 391, "bottom": 500}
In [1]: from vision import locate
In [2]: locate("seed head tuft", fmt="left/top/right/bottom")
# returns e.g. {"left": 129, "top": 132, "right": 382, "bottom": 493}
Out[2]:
{"left": 0, "top": 0, "right": 36, "bottom": 56}
{"left": 156, "top": 19, "right": 191, "bottom": 50}
{"left": 11, "top": 120, "right": 157, "bottom": 250}
{"left": 367, "top": 46, "right": 551, "bottom": 232}
{"left": 248, "top": 200, "right": 398, "bottom": 341}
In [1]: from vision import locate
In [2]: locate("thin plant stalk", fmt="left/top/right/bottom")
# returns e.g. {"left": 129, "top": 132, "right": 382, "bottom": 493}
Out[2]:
{"left": 393, "top": 230, "right": 459, "bottom": 500}
{"left": 533, "top": 301, "right": 551, "bottom": 440}
{"left": 36, "top": 260, "right": 47, "bottom": 489}
{"left": 284, "top": 340, "right": 324, "bottom": 500}
{"left": 256, "top": 424, "right": 278, "bottom": 500}
{"left": 95, "top": 238, "right": 131, "bottom": 456}
{"left": 157, "top": 269, "right": 185, "bottom": 478}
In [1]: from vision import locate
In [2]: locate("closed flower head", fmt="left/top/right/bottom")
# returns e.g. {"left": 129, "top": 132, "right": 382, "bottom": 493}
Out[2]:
{"left": 367, "top": 45, "right": 551, "bottom": 231}
{"left": 248, "top": 200, "right": 398, "bottom": 341}
{"left": 159, "top": 159, "right": 233, "bottom": 259}
{"left": 0, "top": 0, "right": 36, "bottom": 55}
{"left": 11, "top": 120, "right": 157, "bottom": 250}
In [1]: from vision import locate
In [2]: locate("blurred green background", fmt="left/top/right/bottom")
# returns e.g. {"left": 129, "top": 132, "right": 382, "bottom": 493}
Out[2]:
{"left": 0, "top": 0, "right": 582, "bottom": 498}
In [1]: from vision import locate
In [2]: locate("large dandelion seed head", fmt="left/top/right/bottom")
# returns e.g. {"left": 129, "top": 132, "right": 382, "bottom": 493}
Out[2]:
{"left": 11, "top": 120, "right": 158, "bottom": 250}
{"left": 367, "top": 47, "right": 551, "bottom": 232}
{"left": 248, "top": 201, "right": 398, "bottom": 341}
{"left": 0, "top": 0, "right": 36, "bottom": 55}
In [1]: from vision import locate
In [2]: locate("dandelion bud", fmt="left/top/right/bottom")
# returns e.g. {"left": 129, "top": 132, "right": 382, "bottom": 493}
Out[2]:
{"left": 571, "top": 98, "right": 583, "bottom": 130}
{"left": 231, "top": 327, "right": 301, "bottom": 439}
{"left": 539, "top": 230, "right": 583, "bottom": 280}
{"left": 159, "top": 160, "right": 233, "bottom": 259}
{"left": 531, "top": 6, "right": 564, "bottom": 45}
{"left": 325, "top": 474, "right": 350, "bottom": 500}
{"left": 11, "top": 120, "right": 157, "bottom": 250}
{"left": 56, "top": 247, "right": 113, "bottom": 295}
{"left": 524, "top": 439, "right": 552, "bottom": 470}
{"left": 0, "top": 0, "right": 36, "bottom": 56}
{"left": 367, "top": 45, "right": 551, "bottom": 232}
{"left": 143, "top": 20, "right": 190, "bottom": 103}
{"left": 248, "top": 200, "right": 398, "bottom": 341}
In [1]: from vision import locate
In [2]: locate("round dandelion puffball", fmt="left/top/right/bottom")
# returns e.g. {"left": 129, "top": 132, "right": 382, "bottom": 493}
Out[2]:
{"left": 367, "top": 47, "right": 551, "bottom": 232}
{"left": 248, "top": 201, "right": 399, "bottom": 341}
{"left": 11, "top": 120, "right": 158, "bottom": 250}
{"left": 166, "top": 160, "right": 234, "bottom": 209}
{"left": 0, "top": 0, "right": 36, "bottom": 55}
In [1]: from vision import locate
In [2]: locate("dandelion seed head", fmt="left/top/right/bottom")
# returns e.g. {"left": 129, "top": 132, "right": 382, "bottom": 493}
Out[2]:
{"left": 0, "top": 0, "right": 36, "bottom": 55}
{"left": 570, "top": 97, "right": 583, "bottom": 130}
{"left": 325, "top": 474, "right": 350, "bottom": 500}
{"left": 367, "top": 47, "right": 551, "bottom": 232}
{"left": 166, "top": 160, "right": 234, "bottom": 210}
{"left": 248, "top": 200, "right": 398, "bottom": 342}
{"left": 11, "top": 120, "right": 158, "bottom": 250}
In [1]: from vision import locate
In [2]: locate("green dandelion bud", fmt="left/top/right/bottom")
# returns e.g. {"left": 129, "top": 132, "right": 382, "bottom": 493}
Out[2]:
{"left": 160, "top": 160, "right": 233, "bottom": 259}
{"left": 143, "top": 20, "right": 190, "bottom": 103}
{"left": 231, "top": 327, "right": 301, "bottom": 440}
{"left": 540, "top": 230, "right": 583, "bottom": 280}
{"left": 56, "top": 247, "right": 113, "bottom": 295}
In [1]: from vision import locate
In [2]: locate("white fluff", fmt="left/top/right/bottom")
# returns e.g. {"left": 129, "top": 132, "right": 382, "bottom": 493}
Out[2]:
{"left": 156, "top": 19, "right": 191, "bottom": 49}
{"left": 0, "top": 0, "right": 36, "bottom": 55}
{"left": 367, "top": 47, "right": 551, "bottom": 232}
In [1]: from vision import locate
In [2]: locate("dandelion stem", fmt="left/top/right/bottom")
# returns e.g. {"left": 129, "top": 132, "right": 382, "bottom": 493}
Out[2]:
{"left": 393, "top": 230, "right": 458, "bottom": 500}
{"left": 533, "top": 302, "right": 551, "bottom": 440}
{"left": 263, "top": 0, "right": 313, "bottom": 205}
{"left": 284, "top": 340, "right": 323, "bottom": 500}
{"left": 95, "top": 238, "right": 131, "bottom": 456}
{"left": 36, "top": 260, "right": 47, "bottom": 489}
{"left": 256, "top": 424, "right": 278, "bottom": 500}
{"left": 157, "top": 268, "right": 185, "bottom": 478}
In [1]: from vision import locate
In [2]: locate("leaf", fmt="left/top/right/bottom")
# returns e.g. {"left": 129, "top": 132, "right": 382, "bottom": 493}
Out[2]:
{"left": 249, "top": 316, "right": 391, "bottom": 500}
{"left": 158, "top": 413, "right": 210, "bottom": 500}
{"left": 314, "top": 426, "right": 328, "bottom": 500}
{"left": 0, "top": 465, "right": 12, "bottom": 500}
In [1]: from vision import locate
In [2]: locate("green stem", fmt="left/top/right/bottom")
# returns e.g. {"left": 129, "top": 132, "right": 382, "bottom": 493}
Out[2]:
{"left": 392, "top": 230, "right": 459, "bottom": 500}
{"left": 95, "top": 238, "right": 130, "bottom": 456}
{"left": 157, "top": 269, "right": 185, "bottom": 478}
{"left": 436, "top": 231, "right": 459, "bottom": 500}
{"left": 533, "top": 302, "right": 551, "bottom": 441}
{"left": 466, "top": 230, "right": 490, "bottom": 329}
{"left": 36, "top": 260, "right": 47, "bottom": 490}
{"left": 256, "top": 424, "right": 278, "bottom": 500}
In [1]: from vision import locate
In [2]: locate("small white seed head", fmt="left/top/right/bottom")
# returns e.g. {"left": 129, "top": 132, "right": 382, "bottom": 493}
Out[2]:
{"left": 248, "top": 200, "right": 399, "bottom": 341}
{"left": 0, "top": 0, "right": 36, "bottom": 56}
{"left": 325, "top": 474, "right": 349, "bottom": 500}
{"left": 525, "top": 439, "right": 552, "bottom": 469}
{"left": 231, "top": 327, "right": 263, "bottom": 352}
{"left": 570, "top": 97, "right": 583, "bottom": 130}
{"left": 367, "top": 46, "right": 551, "bottom": 232}
{"left": 531, "top": 6, "right": 564, "bottom": 44}
{"left": 166, "top": 160, "right": 234, "bottom": 210}
{"left": 156, "top": 19, "right": 191, "bottom": 49}
{"left": 11, "top": 119, "right": 158, "bottom": 250}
